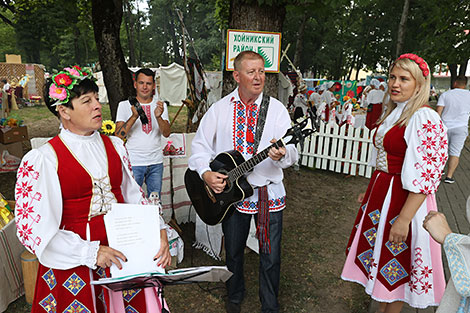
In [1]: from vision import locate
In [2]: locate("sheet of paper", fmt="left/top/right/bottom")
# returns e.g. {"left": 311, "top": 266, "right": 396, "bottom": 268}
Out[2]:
{"left": 104, "top": 203, "right": 162, "bottom": 278}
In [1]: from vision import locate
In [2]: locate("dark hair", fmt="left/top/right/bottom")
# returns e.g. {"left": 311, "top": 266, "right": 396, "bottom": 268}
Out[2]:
{"left": 1, "top": 79, "right": 6, "bottom": 84}
{"left": 44, "top": 78, "right": 99, "bottom": 117}
{"left": 135, "top": 68, "right": 155, "bottom": 82}
{"left": 455, "top": 75, "right": 468, "bottom": 86}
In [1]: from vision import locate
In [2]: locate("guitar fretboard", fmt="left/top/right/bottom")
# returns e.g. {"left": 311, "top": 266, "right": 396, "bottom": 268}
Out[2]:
{"left": 227, "top": 139, "right": 283, "bottom": 183}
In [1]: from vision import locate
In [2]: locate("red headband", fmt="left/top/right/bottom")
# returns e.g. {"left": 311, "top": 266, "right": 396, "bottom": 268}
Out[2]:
{"left": 396, "top": 53, "right": 430, "bottom": 77}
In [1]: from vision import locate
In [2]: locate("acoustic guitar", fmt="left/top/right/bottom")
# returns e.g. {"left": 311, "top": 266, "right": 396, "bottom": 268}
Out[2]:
{"left": 184, "top": 112, "right": 318, "bottom": 225}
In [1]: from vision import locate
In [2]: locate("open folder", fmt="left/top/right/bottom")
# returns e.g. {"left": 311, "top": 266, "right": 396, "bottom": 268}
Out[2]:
{"left": 95, "top": 203, "right": 232, "bottom": 291}
{"left": 91, "top": 266, "right": 232, "bottom": 291}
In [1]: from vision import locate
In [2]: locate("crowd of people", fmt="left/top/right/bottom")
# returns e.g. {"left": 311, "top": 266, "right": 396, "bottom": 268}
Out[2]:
{"left": 10, "top": 49, "right": 470, "bottom": 313}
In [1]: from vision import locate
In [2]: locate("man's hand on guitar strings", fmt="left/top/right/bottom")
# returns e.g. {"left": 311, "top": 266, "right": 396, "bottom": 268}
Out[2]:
{"left": 202, "top": 171, "right": 228, "bottom": 194}
{"left": 268, "top": 138, "right": 286, "bottom": 161}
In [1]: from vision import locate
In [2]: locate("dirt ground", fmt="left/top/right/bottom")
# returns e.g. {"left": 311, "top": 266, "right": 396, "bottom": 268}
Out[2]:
{"left": 2, "top": 118, "right": 372, "bottom": 313}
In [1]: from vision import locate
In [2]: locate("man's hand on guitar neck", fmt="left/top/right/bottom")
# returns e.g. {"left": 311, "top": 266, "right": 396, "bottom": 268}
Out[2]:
{"left": 268, "top": 138, "right": 286, "bottom": 161}
{"left": 202, "top": 171, "right": 228, "bottom": 194}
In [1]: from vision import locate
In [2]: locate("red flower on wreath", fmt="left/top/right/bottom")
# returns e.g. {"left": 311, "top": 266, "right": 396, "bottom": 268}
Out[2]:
{"left": 397, "top": 53, "right": 429, "bottom": 77}
{"left": 54, "top": 73, "right": 73, "bottom": 87}
{"left": 73, "top": 65, "right": 82, "bottom": 71}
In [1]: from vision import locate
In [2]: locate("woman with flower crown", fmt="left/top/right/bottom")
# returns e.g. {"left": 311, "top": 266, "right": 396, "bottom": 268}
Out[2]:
{"left": 341, "top": 54, "right": 448, "bottom": 313}
{"left": 14, "top": 66, "right": 171, "bottom": 313}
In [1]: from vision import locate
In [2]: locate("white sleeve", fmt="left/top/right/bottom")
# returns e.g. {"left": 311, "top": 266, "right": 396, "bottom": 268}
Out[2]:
{"left": 293, "top": 94, "right": 302, "bottom": 108}
{"left": 188, "top": 106, "right": 218, "bottom": 177}
{"left": 273, "top": 105, "right": 298, "bottom": 169}
{"left": 436, "top": 92, "right": 446, "bottom": 107}
{"left": 161, "top": 101, "right": 170, "bottom": 122}
{"left": 368, "top": 129, "right": 378, "bottom": 167}
{"left": 402, "top": 108, "right": 448, "bottom": 194}
{"left": 15, "top": 148, "right": 99, "bottom": 270}
{"left": 444, "top": 233, "right": 470, "bottom": 297}
{"left": 361, "top": 94, "right": 368, "bottom": 108}
{"left": 110, "top": 136, "right": 168, "bottom": 230}
{"left": 116, "top": 100, "right": 132, "bottom": 122}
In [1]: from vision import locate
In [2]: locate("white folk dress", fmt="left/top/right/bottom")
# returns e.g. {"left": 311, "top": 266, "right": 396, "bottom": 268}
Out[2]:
{"left": 341, "top": 103, "right": 448, "bottom": 308}
{"left": 15, "top": 129, "right": 169, "bottom": 313}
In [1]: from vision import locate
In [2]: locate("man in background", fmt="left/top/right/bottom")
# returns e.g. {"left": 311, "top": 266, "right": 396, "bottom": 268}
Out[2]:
{"left": 437, "top": 75, "right": 470, "bottom": 184}
{"left": 116, "top": 68, "right": 170, "bottom": 196}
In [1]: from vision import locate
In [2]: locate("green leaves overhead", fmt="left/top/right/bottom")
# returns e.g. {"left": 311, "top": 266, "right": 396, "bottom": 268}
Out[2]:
{"left": 0, "top": 0, "right": 467, "bottom": 78}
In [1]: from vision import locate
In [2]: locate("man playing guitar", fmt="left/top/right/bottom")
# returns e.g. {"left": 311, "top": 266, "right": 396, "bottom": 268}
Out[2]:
{"left": 188, "top": 51, "right": 298, "bottom": 313}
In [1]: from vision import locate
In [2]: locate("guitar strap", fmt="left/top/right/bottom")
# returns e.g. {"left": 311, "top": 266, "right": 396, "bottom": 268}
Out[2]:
{"left": 254, "top": 93, "right": 272, "bottom": 254}
{"left": 253, "top": 93, "right": 270, "bottom": 153}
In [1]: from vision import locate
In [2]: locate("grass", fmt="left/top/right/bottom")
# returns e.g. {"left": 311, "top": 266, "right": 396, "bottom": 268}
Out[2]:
{"left": 8, "top": 103, "right": 188, "bottom": 133}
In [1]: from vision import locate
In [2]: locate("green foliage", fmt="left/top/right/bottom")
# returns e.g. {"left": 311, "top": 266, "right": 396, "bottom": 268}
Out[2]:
{"left": 214, "top": 0, "right": 229, "bottom": 29}
{"left": 280, "top": 0, "right": 469, "bottom": 79}
{"left": 145, "top": 0, "right": 223, "bottom": 67}
{"left": 0, "top": 9, "right": 20, "bottom": 61}
{"left": 0, "top": 0, "right": 466, "bottom": 80}
{"left": 9, "top": 0, "right": 96, "bottom": 71}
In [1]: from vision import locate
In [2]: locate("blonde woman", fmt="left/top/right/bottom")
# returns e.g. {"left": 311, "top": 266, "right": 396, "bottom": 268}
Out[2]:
{"left": 341, "top": 54, "right": 448, "bottom": 313}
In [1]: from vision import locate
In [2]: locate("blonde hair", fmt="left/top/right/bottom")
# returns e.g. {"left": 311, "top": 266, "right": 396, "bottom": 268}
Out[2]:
{"left": 378, "top": 57, "right": 431, "bottom": 127}
{"left": 233, "top": 51, "right": 265, "bottom": 71}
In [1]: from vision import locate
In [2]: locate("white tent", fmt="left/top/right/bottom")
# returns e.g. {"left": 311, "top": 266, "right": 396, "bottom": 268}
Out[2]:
{"left": 94, "top": 63, "right": 188, "bottom": 106}
{"left": 159, "top": 63, "right": 188, "bottom": 105}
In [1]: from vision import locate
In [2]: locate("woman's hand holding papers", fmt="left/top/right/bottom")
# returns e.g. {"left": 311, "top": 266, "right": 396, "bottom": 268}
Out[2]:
{"left": 96, "top": 246, "right": 127, "bottom": 269}
{"left": 154, "top": 229, "right": 171, "bottom": 268}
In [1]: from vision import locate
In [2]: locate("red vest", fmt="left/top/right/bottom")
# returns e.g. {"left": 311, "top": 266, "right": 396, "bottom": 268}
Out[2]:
{"left": 49, "top": 134, "right": 124, "bottom": 244}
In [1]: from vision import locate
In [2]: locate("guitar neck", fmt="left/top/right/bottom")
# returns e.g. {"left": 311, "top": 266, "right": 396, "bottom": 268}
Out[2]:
{"left": 228, "top": 139, "right": 284, "bottom": 182}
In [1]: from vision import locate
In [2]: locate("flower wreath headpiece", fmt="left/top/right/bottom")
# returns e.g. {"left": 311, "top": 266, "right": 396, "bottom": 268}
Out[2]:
{"left": 396, "top": 53, "right": 430, "bottom": 77}
{"left": 49, "top": 65, "right": 95, "bottom": 107}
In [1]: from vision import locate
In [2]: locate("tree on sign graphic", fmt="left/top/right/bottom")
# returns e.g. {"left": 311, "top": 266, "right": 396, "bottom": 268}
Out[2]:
{"left": 258, "top": 47, "right": 273, "bottom": 68}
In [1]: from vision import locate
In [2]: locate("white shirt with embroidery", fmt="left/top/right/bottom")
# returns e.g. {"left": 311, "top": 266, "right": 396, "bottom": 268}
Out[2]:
{"left": 188, "top": 88, "right": 298, "bottom": 213}
{"left": 372, "top": 102, "right": 448, "bottom": 194}
{"left": 116, "top": 96, "right": 170, "bottom": 166}
{"left": 15, "top": 129, "right": 167, "bottom": 270}
{"left": 309, "top": 92, "right": 322, "bottom": 108}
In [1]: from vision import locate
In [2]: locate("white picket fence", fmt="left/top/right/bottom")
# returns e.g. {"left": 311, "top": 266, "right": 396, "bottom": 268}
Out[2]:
{"left": 298, "top": 122, "right": 375, "bottom": 178}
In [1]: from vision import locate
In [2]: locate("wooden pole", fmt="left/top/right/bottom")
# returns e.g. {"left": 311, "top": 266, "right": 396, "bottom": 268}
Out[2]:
{"left": 169, "top": 100, "right": 186, "bottom": 128}
{"left": 176, "top": 9, "right": 198, "bottom": 133}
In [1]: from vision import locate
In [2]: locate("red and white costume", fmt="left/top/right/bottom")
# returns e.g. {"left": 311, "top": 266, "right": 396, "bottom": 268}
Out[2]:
{"left": 15, "top": 129, "right": 169, "bottom": 313}
{"left": 341, "top": 102, "right": 448, "bottom": 308}
{"left": 188, "top": 88, "right": 298, "bottom": 214}
{"left": 337, "top": 100, "right": 355, "bottom": 127}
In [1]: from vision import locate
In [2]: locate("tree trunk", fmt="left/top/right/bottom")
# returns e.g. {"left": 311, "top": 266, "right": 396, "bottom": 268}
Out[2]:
{"left": 448, "top": 61, "right": 468, "bottom": 89}
{"left": 136, "top": 4, "right": 142, "bottom": 66}
{"left": 91, "top": 0, "right": 135, "bottom": 121}
{"left": 459, "top": 59, "right": 468, "bottom": 76}
{"left": 168, "top": 9, "right": 182, "bottom": 64}
{"left": 222, "top": 0, "right": 287, "bottom": 98}
{"left": 73, "top": 27, "right": 82, "bottom": 65}
{"left": 395, "top": 0, "right": 410, "bottom": 58}
{"left": 347, "top": 54, "right": 359, "bottom": 80}
{"left": 293, "top": 10, "right": 308, "bottom": 69}
{"left": 123, "top": 0, "right": 136, "bottom": 67}
{"left": 449, "top": 63, "right": 457, "bottom": 88}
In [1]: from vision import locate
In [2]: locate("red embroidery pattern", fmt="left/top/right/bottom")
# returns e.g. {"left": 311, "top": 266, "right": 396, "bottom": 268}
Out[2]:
{"left": 235, "top": 196, "right": 286, "bottom": 213}
{"left": 368, "top": 257, "right": 378, "bottom": 280}
{"left": 408, "top": 248, "right": 433, "bottom": 295}
{"left": 141, "top": 105, "right": 152, "bottom": 134}
{"left": 15, "top": 160, "right": 42, "bottom": 253}
{"left": 412, "top": 119, "right": 447, "bottom": 194}
{"left": 231, "top": 99, "right": 259, "bottom": 156}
